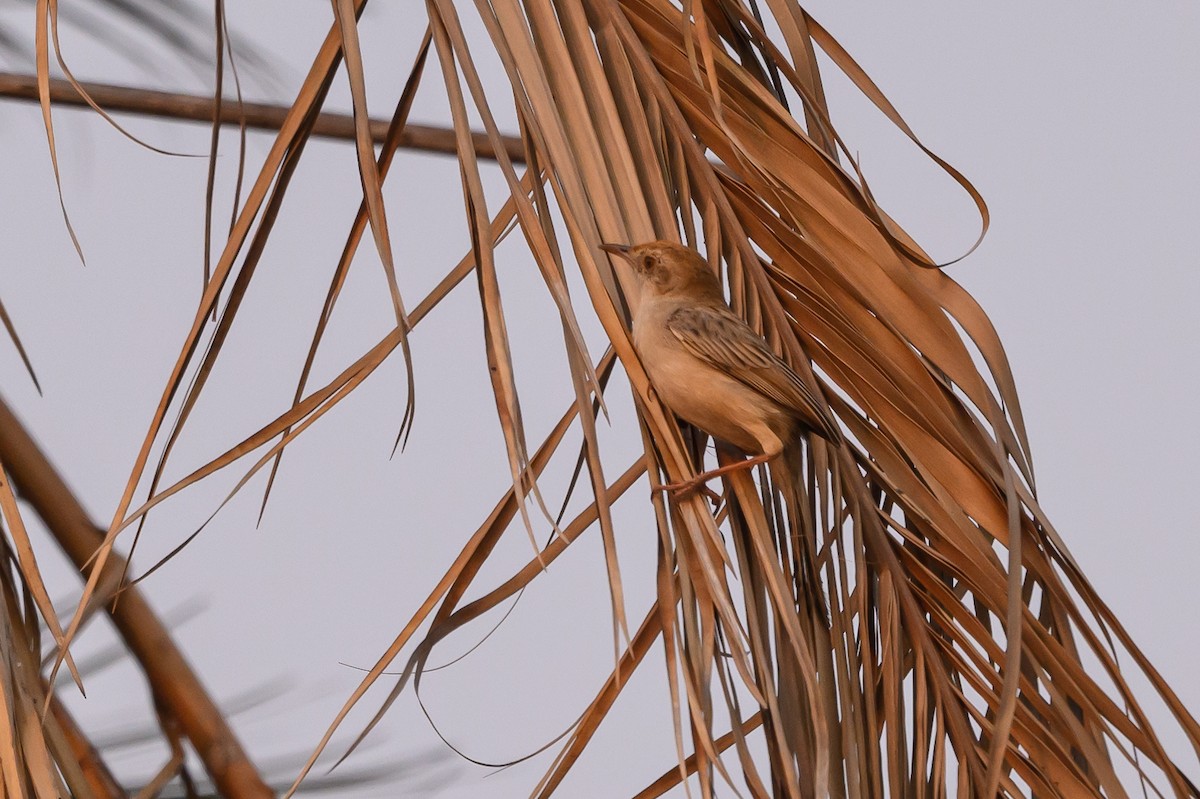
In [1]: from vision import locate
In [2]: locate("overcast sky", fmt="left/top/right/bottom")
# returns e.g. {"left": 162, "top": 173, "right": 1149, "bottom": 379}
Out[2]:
{"left": 1, "top": 2, "right": 1197, "bottom": 796}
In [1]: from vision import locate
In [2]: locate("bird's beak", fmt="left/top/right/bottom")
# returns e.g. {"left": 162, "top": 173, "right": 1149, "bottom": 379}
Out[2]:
{"left": 599, "top": 242, "right": 632, "bottom": 260}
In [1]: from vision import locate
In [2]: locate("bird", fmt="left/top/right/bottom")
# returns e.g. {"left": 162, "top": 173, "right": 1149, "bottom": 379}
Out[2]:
{"left": 600, "top": 240, "right": 841, "bottom": 495}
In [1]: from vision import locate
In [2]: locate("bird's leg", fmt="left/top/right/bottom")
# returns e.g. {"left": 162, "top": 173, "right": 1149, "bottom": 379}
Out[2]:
{"left": 659, "top": 452, "right": 774, "bottom": 498}
{"left": 662, "top": 480, "right": 724, "bottom": 504}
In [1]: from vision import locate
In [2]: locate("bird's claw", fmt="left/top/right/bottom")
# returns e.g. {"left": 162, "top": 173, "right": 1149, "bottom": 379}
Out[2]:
{"left": 656, "top": 479, "right": 722, "bottom": 507}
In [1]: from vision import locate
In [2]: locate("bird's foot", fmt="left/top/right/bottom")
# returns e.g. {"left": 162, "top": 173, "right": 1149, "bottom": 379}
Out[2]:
{"left": 657, "top": 478, "right": 723, "bottom": 505}
{"left": 657, "top": 453, "right": 776, "bottom": 504}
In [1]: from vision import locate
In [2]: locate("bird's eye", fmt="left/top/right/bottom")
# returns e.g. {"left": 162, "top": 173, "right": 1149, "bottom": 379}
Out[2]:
{"left": 642, "top": 255, "right": 655, "bottom": 271}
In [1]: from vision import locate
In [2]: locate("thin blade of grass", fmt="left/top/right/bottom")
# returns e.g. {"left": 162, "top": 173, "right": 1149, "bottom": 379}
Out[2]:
{"left": 331, "top": 0, "right": 418, "bottom": 447}
{"left": 0, "top": 297, "right": 40, "bottom": 395}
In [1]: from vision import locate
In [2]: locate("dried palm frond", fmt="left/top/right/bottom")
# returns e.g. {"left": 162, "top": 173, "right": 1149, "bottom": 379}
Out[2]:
{"left": 21, "top": 1, "right": 1199, "bottom": 798}
{"left": 0, "top": 471, "right": 83, "bottom": 797}
{"left": 1, "top": 401, "right": 447, "bottom": 796}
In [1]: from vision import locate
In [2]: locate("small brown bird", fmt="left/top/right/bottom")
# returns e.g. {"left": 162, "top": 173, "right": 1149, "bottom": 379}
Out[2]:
{"left": 601, "top": 240, "right": 841, "bottom": 494}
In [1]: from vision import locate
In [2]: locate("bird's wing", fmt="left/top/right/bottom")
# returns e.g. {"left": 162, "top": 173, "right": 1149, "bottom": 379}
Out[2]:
{"left": 666, "top": 303, "right": 842, "bottom": 442}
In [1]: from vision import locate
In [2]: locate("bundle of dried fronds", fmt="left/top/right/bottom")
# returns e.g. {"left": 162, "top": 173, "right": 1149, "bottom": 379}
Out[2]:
{"left": 0, "top": 467, "right": 92, "bottom": 796}
{"left": 9, "top": 1, "right": 1198, "bottom": 798}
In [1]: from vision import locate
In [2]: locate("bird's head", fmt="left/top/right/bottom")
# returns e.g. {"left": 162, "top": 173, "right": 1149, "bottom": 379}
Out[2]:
{"left": 599, "top": 240, "right": 722, "bottom": 299}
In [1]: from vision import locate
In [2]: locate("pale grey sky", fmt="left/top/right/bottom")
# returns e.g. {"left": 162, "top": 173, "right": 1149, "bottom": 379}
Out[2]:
{"left": 1, "top": 2, "right": 1197, "bottom": 796}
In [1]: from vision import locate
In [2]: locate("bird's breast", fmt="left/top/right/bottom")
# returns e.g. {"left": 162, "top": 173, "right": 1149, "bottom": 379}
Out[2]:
{"left": 633, "top": 300, "right": 789, "bottom": 456}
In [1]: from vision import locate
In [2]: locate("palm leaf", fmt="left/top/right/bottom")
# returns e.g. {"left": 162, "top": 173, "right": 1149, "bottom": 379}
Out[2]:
{"left": 11, "top": 1, "right": 1197, "bottom": 797}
